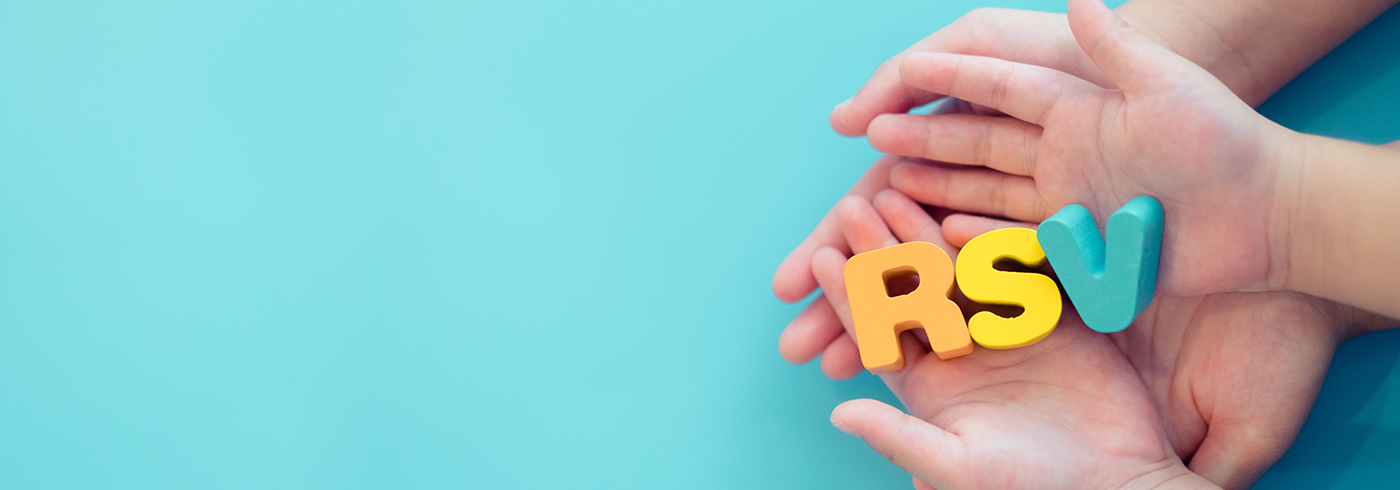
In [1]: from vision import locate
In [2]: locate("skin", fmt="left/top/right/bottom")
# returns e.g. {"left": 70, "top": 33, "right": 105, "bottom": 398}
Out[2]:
{"left": 775, "top": 0, "right": 1399, "bottom": 487}
{"left": 873, "top": 0, "right": 1294, "bottom": 298}
{"left": 937, "top": 213, "right": 1347, "bottom": 489}
{"left": 1283, "top": 136, "right": 1400, "bottom": 320}
{"left": 775, "top": 0, "right": 1394, "bottom": 371}
{"left": 874, "top": 0, "right": 1400, "bottom": 317}
{"left": 815, "top": 191, "right": 1220, "bottom": 490}
{"left": 783, "top": 0, "right": 1396, "bottom": 311}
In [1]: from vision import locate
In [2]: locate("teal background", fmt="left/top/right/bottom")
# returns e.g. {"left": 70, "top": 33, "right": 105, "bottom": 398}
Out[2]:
{"left": 1, "top": 1, "right": 1398, "bottom": 488}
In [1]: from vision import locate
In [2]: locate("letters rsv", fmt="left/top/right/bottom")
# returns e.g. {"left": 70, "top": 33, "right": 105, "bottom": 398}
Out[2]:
{"left": 843, "top": 196, "right": 1164, "bottom": 373}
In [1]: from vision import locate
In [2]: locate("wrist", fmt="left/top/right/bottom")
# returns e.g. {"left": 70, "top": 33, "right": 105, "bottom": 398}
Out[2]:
{"left": 1272, "top": 133, "right": 1400, "bottom": 319}
{"left": 1267, "top": 129, "right": 1312, "bottom": 295}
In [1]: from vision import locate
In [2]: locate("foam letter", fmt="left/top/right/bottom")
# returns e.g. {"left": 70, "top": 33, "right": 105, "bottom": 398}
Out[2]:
{"left": 1037, "top": 196, "right": 1163, "bottom": 333}
{"left": 844, "top": 241, "right": 972, "bottom": 373}
{"left": 955, "top": 228, "right": 1062, "bottom": 349}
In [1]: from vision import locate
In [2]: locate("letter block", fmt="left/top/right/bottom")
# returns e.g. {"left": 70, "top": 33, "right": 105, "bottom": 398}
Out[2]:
{"left": 955, "top": 227, "right": 1062, "bottom": 349}
{"left": 844, "top": 241, "right": 972, "bottom": 373}
{"left": 1037, "top": 196, "right": 1163, "bottom": 333}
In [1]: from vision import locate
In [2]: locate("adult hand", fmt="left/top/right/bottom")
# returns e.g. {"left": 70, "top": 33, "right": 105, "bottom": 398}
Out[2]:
{"left": 941, "top": 213, "right": 1344, "bottom": 490}
{"left": 814, "top": 191, "right": 1214, "bottom": 490}
{"left": 830, "top": 8, "right": 1107, "bottom": 137}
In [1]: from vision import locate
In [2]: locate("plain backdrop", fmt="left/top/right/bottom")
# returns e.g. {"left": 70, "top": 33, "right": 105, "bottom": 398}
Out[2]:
{"left": 2, "top": 0, "right": 1399, "bottom": 488}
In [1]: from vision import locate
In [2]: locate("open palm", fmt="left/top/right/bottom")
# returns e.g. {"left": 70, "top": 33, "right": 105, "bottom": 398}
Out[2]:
{"left": 937, "top": 213, "right": 1343, "bottom": 489}
{"left": 871, "top": 0, "right": 1298, "bottom": 297}
{"left": 774, "top": 9, "right": 1117, "bottom": 370}
{"left": 808, "top": 191, "right": 1205, "bottom": 489}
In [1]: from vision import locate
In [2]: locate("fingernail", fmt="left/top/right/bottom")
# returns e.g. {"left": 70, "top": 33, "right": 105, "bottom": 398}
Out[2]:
{"left": 835, "top": 98, "right": 852, "bottom": 110}
{"left": 889, "top": 162, "right": 911, "bottom": 179}
{"left": 831, "top": 417, "right": 860, "bottom": 437}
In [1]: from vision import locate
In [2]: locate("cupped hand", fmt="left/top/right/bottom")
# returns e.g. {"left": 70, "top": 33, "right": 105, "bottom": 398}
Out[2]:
{"left": 812, "top": 190, "right": 1211, "bottom": 490}
{"left": 941, "top": 213, "right": 1345, "bottom": 490}
{"left": 830, "top": 8, "right": 1108, "bottom": 137}
{"left": 776, "top": 6, "right": 1107, "bottom": 307}
{"left": 874, "top": 0, "right": 1300, "bottom": 297}
{"left": 775, "top": 9, "right": 1115, "bottom": 378}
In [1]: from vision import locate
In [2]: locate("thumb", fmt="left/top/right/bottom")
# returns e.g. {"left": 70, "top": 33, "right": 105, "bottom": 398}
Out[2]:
{"left": 831, "top": 399, "right": 965, "bottom": 488}
{"left": 1189, "top": 421, "right": 1296, "bottom": 490}
{"left": 1067, "top": 0, "right": 1193, "bottom": 95}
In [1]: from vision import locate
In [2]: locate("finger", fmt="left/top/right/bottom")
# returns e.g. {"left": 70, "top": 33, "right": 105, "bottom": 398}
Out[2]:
{"left": 812, "top": 247, "right": 865, "bottom": 380}
{"left": 773, "top": 155, "right": 900, "bottom": 303}
{"left": 871, "top": 189, "right": 956, "bottom": 253}
{"left": 879, "top": 327, "right": 932, "bottom": 389}
{"left": 812, "top": 247, "right": 856, "bottom": 336}
{"left": 899, "top": 51, "right": 1095, "bottom": 126}
{"left": 820, "top": 333, "right": 864, "bottom": 380}
{"left": 830, "top": 29, "right": 971, "bottom": 136}
{"left": 868, "top": 113, "right": 1041, "bottom": 177}
{"left": 830, "top": 195, "right": 935, "bottom": 378}
{"left": 889, "top": 161, "right": 1054, "bottom": 223}
{"left": 1189, "top": 421, "right": 1296, "bottom": 490}
{"left": 913, "top": 477, "right": 936, "bottom": 490}
{"left": 831, "top": 399, "right": 965, "bottom": 489}
{"left": 778, "top": 295, "right": 845, "bottom": 365}
{"left": 1068, "top": 0, "right": 1186, "bottom": 96}
{"left": 940, "top": 213, "right": 1037, "bottom": 249}
{"left": 773, "top": 209, "right": 845, "bottom": 303}
{"left": 833, "top": 195, "right": 901, "bottom": 254}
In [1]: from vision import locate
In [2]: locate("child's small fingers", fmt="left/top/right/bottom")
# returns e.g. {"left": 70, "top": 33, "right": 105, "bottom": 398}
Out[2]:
{"left": 834, "top": 196, "right": 901, "bottom": 255}
{"left": 778, "top": 295, "right": 846, "bottom": 365}
{"left": 890, "top": 162, "right": 1054, "bottom": 223}
{"left": 820, "top": 334, "right": 865, "bottom": 380}
{"left": 940, "top": 213, "right": 1038, "bottom": 249}
{"left": 773, "top": 155, "right": 902, "bottom": 303}
{"left": 773, "top": 215, "right": 845, "bottom": 303}
{"left": 900, "top": 52, "right": 1095, "bottom": 127}
{"left": 811, "top": 247, "right": 856, "bottom": 336}
{"left": 811, "top": 247, "right": 864, "bottom": 380}
{"left": 871, "top": 189, "right": 956, "bottom": 254}
{"left": 868, "top": 113, "right": 1042, "bottom": 177}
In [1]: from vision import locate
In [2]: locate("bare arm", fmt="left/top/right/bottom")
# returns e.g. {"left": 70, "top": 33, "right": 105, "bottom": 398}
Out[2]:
{"left": 1278, "top": 135, "right": 1400, "bottom": 320}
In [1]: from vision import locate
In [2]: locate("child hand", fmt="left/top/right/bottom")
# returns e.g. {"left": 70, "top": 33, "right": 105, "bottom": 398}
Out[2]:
{"left": 873, "top": 0, "right": 1299, "bottom": 297}
{"left": 774, "top": 7, "right": 1122, "bottom": 371}
{"left": 777, "top": 7, "right": 1113, "bottom": 309}
{"left": 778, "top": 179, "right": 963, "bottom": 379}
{"left": 811, "top": 192, "right": 1214, "bottom": 490}
{"left": 774, "top": 0, "right": 1311, "bottom": 372}
{"left": 941, "top": 213, "right": 1344, "bottom": 490}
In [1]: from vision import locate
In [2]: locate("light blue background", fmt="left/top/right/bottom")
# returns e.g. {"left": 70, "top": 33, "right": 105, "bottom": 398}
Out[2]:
{"left": 2, "top": 1, "right": 1398, "bottom": 488}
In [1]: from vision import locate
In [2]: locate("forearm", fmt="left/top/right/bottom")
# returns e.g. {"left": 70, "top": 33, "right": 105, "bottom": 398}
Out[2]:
{"left": 1281, "top": 134, "right": 1400, "bottom": 320}
{"left": 1118, "top": 0, "right": 1398, "bottom": 107}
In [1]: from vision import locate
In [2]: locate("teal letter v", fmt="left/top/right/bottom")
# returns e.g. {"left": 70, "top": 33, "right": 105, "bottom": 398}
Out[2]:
{"left": 1037, "top": 196, "right": 1163, "bottom": 333}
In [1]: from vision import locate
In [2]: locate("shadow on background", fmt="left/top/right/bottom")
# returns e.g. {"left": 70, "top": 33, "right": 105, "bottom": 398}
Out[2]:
{"left": 1254, "top": 328, "right": 1400, "bottom": 489}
